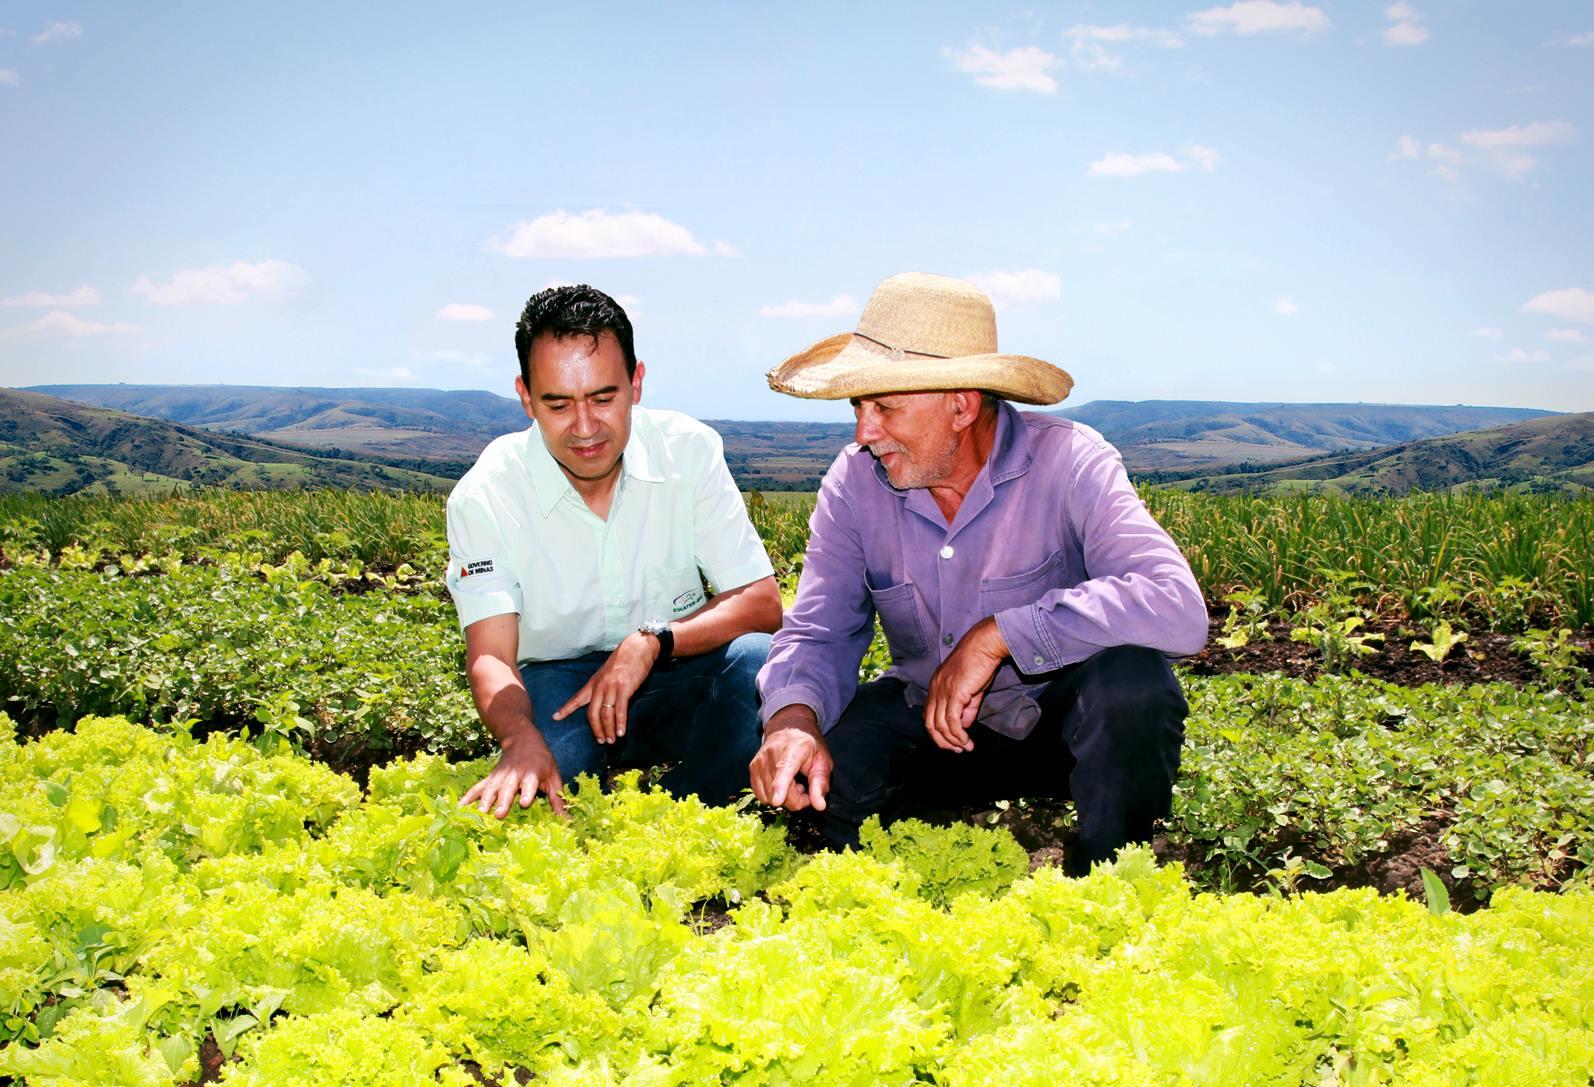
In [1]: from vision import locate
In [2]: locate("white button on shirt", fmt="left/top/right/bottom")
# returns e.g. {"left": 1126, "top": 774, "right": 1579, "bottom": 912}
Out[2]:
{"left": 445, "top": 407, "right": 774, "bottom": 664}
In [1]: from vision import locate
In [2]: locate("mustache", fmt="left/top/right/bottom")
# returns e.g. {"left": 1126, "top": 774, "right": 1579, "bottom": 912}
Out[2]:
{"left": 865, "top": 441, "right": 907, "bottom": 457}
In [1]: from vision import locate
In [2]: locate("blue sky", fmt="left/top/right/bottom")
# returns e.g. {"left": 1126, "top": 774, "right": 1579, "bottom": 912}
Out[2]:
{"left": 2, "top": 2, "right": 1591, "bottom": 421}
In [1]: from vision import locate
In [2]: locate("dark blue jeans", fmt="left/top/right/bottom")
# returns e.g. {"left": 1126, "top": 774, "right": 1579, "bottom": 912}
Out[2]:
{"left": 518, "top": 632, "right": 770, "bottom": 807}
{"left": 820, "top": 645, "right": 1188, "bottom": 872}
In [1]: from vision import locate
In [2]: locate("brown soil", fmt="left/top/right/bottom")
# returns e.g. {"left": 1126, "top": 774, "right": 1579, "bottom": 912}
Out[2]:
{"left": 1182, "top": 614, "right": 1593, "bottom": 688}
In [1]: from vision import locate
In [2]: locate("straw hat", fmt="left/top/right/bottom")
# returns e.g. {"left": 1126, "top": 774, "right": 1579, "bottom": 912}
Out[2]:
{"left": 766, "top": 272, "right": 1073, "bottom": 405}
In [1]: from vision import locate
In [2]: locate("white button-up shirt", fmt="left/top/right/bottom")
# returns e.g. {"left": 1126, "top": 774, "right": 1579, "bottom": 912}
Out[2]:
{"left": 445, "top": 407, "right": 774, "bottom": 664}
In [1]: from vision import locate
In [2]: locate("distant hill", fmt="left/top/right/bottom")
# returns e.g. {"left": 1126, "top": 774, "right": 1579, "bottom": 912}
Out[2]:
{"left": 0, "top": 389, "right": 455, "bottom": 496}
{"left": 1061, "top": 400, "right": 1558, "bottom": 473}
{"left": 25, "top": 384, "right": 1560, "bottom": 489}
{"left": 1161, "top": 412, "right": 1594, "bottom": 496}
{"left": 28, "top": 383, "right": 524, "bottom": 467}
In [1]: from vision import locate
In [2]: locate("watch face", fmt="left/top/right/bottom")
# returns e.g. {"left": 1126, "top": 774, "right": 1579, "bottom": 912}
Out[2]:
{"left": 641, "top": 621, "right": 668, "bottom": 636}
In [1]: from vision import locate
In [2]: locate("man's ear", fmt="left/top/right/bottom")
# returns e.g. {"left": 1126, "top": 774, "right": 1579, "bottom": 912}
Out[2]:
{"left": 514, "top": 374, "right": 535, "bottom": 420}
{"left": 631, "top": 360, "right": 646, "bottom": 404}
{"left": 949, "top": 389, "right": 983, "bottom": 432}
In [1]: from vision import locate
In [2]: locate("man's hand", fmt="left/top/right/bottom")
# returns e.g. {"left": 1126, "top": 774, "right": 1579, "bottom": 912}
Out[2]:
{"left": 552, "top": 632, "right": 661, "bottom": 745}
{"left": 750, "top": 705, "right": 833, "bottom": 812}
{"left": 925, "top": 616, "right": 1009, "bottom": 753}
{"left": 460, "top": 730, "right": 567, "bottom": 819}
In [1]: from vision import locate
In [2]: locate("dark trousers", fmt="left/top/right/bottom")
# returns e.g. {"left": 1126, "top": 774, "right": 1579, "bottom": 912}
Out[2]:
{"left": 821, "top": 645, "right": 1188, "bottom": 872}
{"left": 518, "top": 632, "right": 770, "bottom": 807}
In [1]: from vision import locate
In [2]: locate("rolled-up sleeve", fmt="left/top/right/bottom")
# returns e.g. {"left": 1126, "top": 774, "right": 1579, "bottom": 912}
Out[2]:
{"left": 757, "top": 462, "right": 876, "bottom": 733}
{"left": 444, "top": 491, "right": 524, "bottom": 630}
{"left": 691, "top": 429, "right": 776, "bottom": 594}
{"left": 994, "top": 441, "right": 1207, "bottom": 671}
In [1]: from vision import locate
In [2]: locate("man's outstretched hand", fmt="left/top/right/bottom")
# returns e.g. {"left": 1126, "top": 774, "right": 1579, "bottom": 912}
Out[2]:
{"left": 460, "top": 730, "right": 568, "bottom": 819}
{"left": 750, "top": 705, "right": 832, "bottom": 812}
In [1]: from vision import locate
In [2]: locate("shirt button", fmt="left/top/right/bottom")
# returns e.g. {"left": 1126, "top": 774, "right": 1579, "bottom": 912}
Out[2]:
{"left": 944, "top": 633, "right": 955, "bottom": 646}
{"left": 1033, "top": 654, "right": 1045, "bottom": 667}
{"left": 939, "top": 545, "right": 954, "bottom": 559}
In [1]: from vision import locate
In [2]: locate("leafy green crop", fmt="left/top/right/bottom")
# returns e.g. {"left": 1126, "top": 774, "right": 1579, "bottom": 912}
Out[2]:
{"left": 3, "top": 716, "right": 1592, "bottom": 1085}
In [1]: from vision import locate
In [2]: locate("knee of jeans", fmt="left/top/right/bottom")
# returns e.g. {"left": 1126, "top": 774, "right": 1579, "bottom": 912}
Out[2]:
{"left": 1076, "top": 646, "right": 1188, "bottom": 731}
{"left": 721, "top": 632, "right": 772, "bottom": 679}
{"left": 544, "top": 729, "right": 606, "bottom": 784}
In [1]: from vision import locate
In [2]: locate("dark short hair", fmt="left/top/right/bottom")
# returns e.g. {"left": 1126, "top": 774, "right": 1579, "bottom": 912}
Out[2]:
{"left": 514, "top": 284, "right": 637, "bottom": 384}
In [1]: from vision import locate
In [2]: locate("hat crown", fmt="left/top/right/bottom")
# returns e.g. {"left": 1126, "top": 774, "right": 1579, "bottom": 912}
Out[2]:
{"left": 856, "top": 273, "right": 998, "bottom": 359}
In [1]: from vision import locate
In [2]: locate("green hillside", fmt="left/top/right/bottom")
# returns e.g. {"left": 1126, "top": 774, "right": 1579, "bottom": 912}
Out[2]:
{"left": 1062, "top": 400, "right": 1558, "bottom": 472}
{"left": 0, "top": 389, "right": 455, "bottom": 496}
{"left": 1162, "top": 411, "right": 1594, "bottom": 496}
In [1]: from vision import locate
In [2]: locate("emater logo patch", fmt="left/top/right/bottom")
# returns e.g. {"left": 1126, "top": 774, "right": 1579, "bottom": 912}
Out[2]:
{"left": 672, "top": 588, "right": 704, "bottom": 614}
{"left": 461, "top": 559, "right": 495, "bottom": 579}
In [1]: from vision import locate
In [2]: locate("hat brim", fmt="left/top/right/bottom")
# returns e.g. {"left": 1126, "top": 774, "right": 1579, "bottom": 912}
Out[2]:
{"left": 767, "top": 332, "right": 1073, "bottom": 406}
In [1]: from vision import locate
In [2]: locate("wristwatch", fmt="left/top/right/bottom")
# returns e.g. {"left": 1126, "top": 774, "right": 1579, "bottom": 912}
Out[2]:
{"left": 639, "top": 620, "right": 674, "bottom": 669}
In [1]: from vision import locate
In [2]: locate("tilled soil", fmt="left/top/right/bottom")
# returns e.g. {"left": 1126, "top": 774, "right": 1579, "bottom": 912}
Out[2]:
{"left": 1182, "top": 614, "right": 1593, "bottom": 688}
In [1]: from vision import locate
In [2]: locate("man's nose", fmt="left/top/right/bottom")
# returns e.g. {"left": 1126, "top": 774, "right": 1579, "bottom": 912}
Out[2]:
{"left": 573, "top": 402, "right": 599, "bottom": 437}
{"left": 854, "top": 410, "right": 879, "bottom": 446}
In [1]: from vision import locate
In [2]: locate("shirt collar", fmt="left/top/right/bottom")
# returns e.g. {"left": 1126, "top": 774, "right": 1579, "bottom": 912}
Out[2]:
{"left": 525, "top": 407, "right": 663, "bottom": 519}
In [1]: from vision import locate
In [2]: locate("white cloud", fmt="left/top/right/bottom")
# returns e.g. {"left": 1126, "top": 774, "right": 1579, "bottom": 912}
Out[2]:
{"left": 31, "top": 20, "right": 81, "bottom": 44}
{"left": 1472, "top": 326, "right": 1503, "bottom": 339}
{"left": 1460, "top": 120, "right": 1577, "bottom": 178}
{"left": 1566, "top": 32, "right": 1593, "bottom": 46}
{"left": 489, "top": 209, "right": 714, "bottom": 259}
{"left": 1461, "top": 120, "right": 1576, "bottom": 150}
{"left": 1068, "top": 40, "right": 1123, "bottom": 72}
{"left": 354, "top": 366, "right": 423, "bottom": 385}
{"left": 760, "top": 294, "right": 859, "bottom": 319}
{"left": 436, "top": 302, "right": 494, "bottom": 322}
{"left": 1522, "top": 287, "right": 1594, "bottom": 324}
{"left": 615, "top": 293, "right": 641, "bottom": 310}
{"left": 968, "top": 269, "right": 1062, "bottom": 309}
{"left": 943, "top": 44, "right": 1060, "bottom": 94}
{"left": 1425, "top": 142, "right": 1462, "bottom": 180}
{"left": 3, "top": 285, "right": 99, "bottom": 307}
{"left": 1395, "top": 124, "right": 1572, "bottom": 182}
{"left": 1094, "top": 219, "right": 1135, "bottom": 234}
{"left": 1089, "top": 151, "right": 1183, "bottom": 177}
{"left": 1547, "top": 329, "right": 1591, "bottom": 344}
{"left": 1495, "top": 348, "right": 1549, "bottom": 365}
{"left": 1383, "top": 3, "right": 1428, "bottom": 46}
{"left": 0, "top": 69, "right": 19, "bottom": 86}
{"left": 1065, "top": 23, "right": 1183, "bottom": 46}
{"left": 1273, "top": 297, "right": 1299, "bottom": 316}
{"left": 712, "top": 240, "right": 742, "bottom": 258}
{"left": 1088, "top": 145, "right": 1218, "bottom": 177}
{"left": 131, "top": 259, "right": 309, "bottom": 305}
{"left": 1061, "top": 26, "right": 1182, "bottom": 73}
{"left": 1187, "top": 2, "right": 1328, "bottom": 37}
{"left": 8, "top": 310, "right": 138, "bottom": 338}
{"left": 1390, "top": 134, "right": 1421, "bottom": 160}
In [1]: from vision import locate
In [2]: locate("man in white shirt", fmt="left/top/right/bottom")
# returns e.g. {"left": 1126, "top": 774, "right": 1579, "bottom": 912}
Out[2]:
{"left": 446, "top": 285, "right": 781, "bottom": 816}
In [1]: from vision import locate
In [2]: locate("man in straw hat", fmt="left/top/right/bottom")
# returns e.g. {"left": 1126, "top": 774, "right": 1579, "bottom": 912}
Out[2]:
{"left": 750, "top": 272, "right": 1207, "bottom": 873}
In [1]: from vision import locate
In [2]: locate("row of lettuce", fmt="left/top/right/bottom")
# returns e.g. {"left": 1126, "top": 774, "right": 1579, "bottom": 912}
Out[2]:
{"left": 4, "top": 486, "right": 1594, "bottom": 628}
{"left": 2, "top": 558, "right": 1591, "bottom": 900}
{"left": 3, "top": 715, "right": 1592, "bottom": 1086}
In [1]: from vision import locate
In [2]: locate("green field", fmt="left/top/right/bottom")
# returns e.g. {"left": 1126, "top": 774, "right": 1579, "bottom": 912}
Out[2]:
{"left": 1, "top": 488, "right": 1592, "bottom": 1084}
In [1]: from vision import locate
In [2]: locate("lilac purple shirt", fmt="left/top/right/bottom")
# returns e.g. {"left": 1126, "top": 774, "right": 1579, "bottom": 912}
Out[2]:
{"left": 756, "top": 403, "right": 1208, "bottom": 740}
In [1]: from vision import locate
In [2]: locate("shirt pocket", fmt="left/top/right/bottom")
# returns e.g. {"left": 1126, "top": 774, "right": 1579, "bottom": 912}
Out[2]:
{"left": 650, "top": 564, "right": 708, "bottom": 620}
{"left": 979, "top": 550, "right": 1067, "bottom": 616}
{"left": 866, "top": 578, "right": 931, "bottom": 659}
